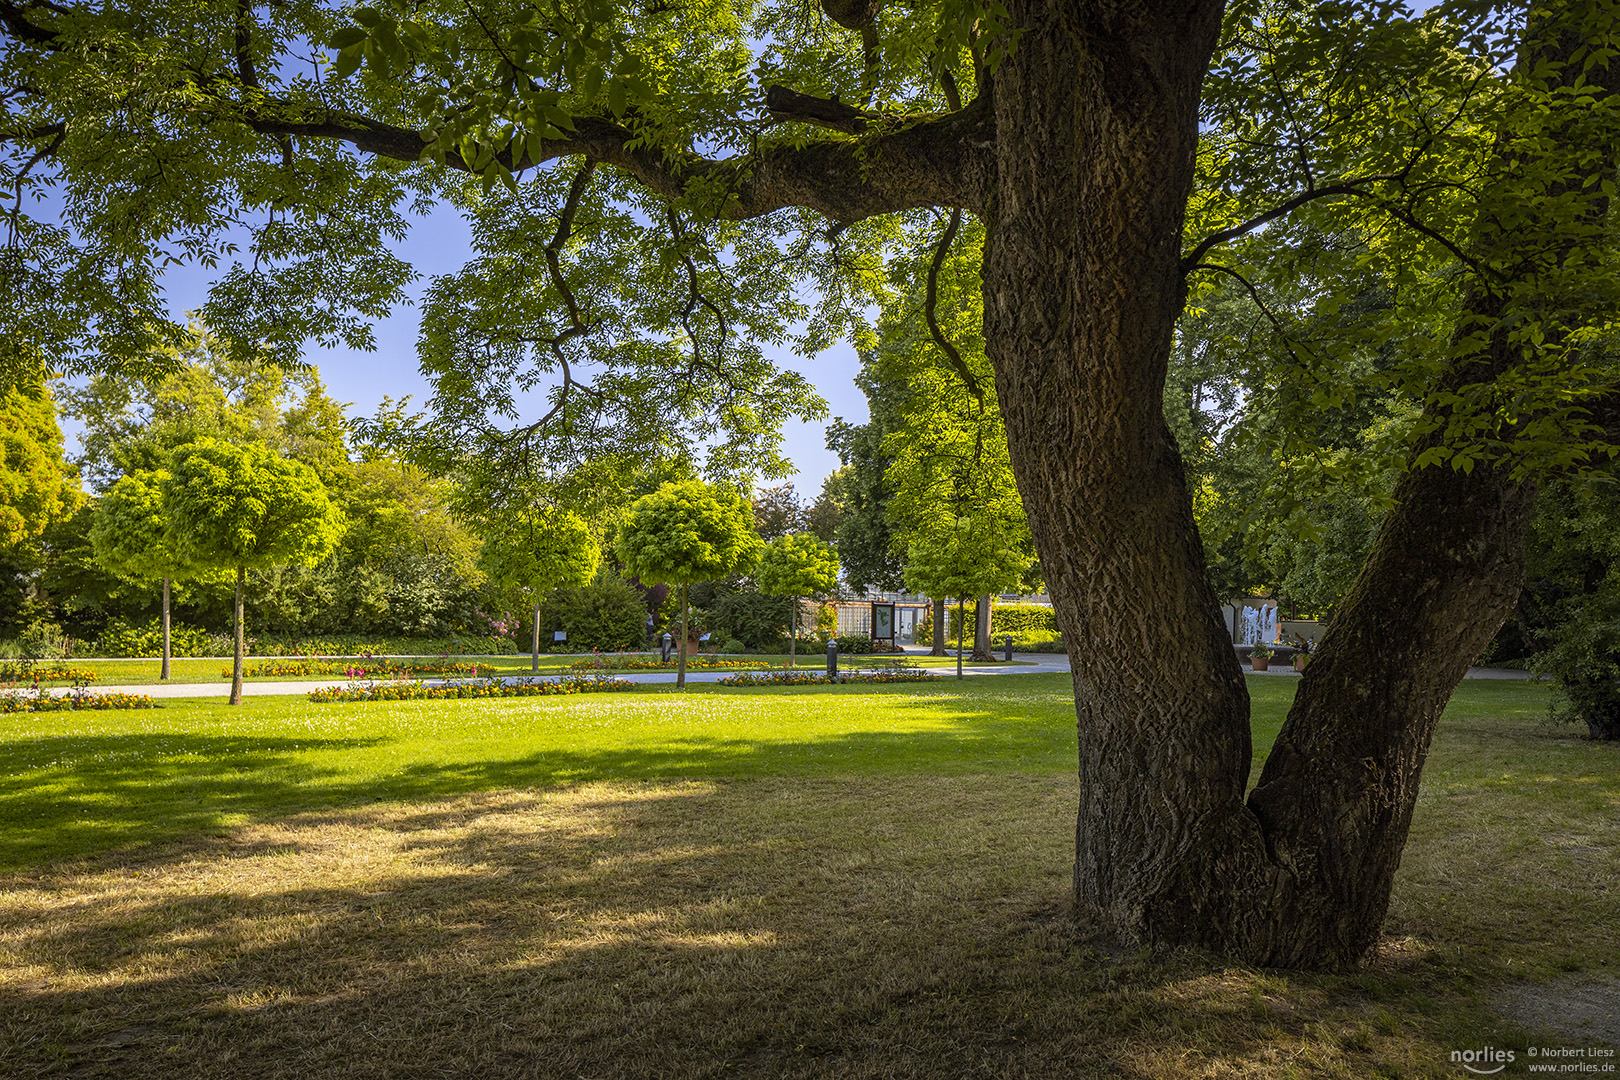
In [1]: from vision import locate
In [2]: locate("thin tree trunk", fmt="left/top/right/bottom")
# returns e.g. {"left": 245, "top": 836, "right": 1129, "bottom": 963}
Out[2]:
{"left": 531, "top": 602, "right": 541, "bottom": 673}
{"left": 677, "top": 582, "right": 689, "bottom": 689}
{"left": 160, "top": 575, "right": 171, "bottom": 681}
{"left": 230, "top": 566, "right": 245, "bottom": 706}
{"left": 788, "top": 595, "right": 797, "bottom": 668}
{"left": 955, "top": 598, "right": 965, "bottom": 679}
{"left": 931, "top": 598, "right": 947, "bottom": 656}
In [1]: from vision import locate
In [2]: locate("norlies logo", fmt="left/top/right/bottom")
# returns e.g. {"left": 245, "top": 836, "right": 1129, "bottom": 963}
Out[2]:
{"left": 1452, "top": 1047, "right": 1517, "bottom": 1075}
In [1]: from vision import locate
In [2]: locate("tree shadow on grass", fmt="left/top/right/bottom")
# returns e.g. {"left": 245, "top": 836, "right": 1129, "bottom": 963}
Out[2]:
{"left": 0, "top": 777, "right": 1475, "bottom": 1080}
{"left": 0, "top": 687, "right": 1080, "bottom": 870}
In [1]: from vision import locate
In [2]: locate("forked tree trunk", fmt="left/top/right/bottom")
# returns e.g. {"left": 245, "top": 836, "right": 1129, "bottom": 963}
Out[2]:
{"left": 930, "top": 598, "right": 948, "bottom": 656}
{"left": 160, "top": 575, "right": 171, "bottom": 681}
{"left": 984, "top": 0, "right": 1602, "bottom": 968}
{"left": 230, "top": 566, "right": 245, "bottom": 706}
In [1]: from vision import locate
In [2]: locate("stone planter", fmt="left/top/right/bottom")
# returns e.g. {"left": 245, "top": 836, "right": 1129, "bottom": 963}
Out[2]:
{"left": 1251, "top": 655, "right": 1270, "bottom": 672}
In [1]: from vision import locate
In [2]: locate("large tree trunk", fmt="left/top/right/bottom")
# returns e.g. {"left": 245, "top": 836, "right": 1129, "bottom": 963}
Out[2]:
{"left": 984, "top": 0, "right": 1267, "bottom": 955}
{"left": 930, "top": 598, "right": 947, "bottom": 656}
{"left": 971, "top": 593, "right": 995, "bottom": 661}
{"left": 983, "top": 0, "right": 1603, "bottom": 968}
{"left": 230, "top": 566, "right": 245, "bottom": 706}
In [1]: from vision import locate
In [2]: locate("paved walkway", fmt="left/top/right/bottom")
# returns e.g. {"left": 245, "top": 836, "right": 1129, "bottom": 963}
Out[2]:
{"left": 14, "top": 646, "right": 1529, "bottom": 699}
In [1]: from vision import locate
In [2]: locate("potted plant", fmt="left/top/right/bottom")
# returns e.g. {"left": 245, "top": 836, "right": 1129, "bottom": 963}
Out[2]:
{"left": 1289, "top": 634, "right": 1313, "bottom": 672}
{"left": 1249, "top": 644, "right": 1274, "bottom": 671}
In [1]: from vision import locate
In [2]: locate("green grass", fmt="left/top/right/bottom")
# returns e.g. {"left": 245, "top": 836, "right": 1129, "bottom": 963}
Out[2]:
{"left": 36, "top": 652, "right": 1025, "bottom": 686}
{"left": 3, "top": 673, "right": 1616, "bottom": 1079}
{"left": 0, "top": 675, "right": 1083, "bottom": 869}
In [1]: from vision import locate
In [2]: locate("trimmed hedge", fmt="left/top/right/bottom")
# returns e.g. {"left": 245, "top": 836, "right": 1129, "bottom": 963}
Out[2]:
{"left": 917, "top": 602, "right": 1061, "bottom": 642}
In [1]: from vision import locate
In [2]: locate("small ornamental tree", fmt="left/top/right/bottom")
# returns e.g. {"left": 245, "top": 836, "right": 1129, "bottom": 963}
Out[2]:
{"left": 163, "top": 438, "right": 344, "bottom": 704}
{"left": 616, "top": 480, "right": 762, "bottom": 688}
{"left": 483, "top": 506, "right": 600, "bottom": 672}
{"left": 905, "top": 515, "right": 1032, "bottom": 679}
{"left": 88, "top": 469, "right": 219, "bottom": 680}
{"left": 755, "top": 532, "right": 839, "bottom": 667}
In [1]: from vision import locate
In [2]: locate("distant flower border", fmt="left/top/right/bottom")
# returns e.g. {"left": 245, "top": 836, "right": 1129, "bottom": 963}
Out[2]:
{"left": 717, "top": 670, "right": 939, "bottom": 687}
{"left": 234, "top": 659, "right": 493, "bottom": 679}
{"left": 308, "top": 676, "right": 639, "bottom": 703}
{"left": 0, "top": 662, "right": 100, "bottom": 685}
{"left": 569, "top": 656, "right": 760, "bottom": 672}
{"left": 1, "top": 691, "right": 158, "bottom": 713}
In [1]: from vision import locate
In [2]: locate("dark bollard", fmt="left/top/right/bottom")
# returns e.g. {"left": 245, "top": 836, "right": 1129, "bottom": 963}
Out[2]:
{"left": 661, "top": 632, "right": 673, "bottom": 662}
{"left": 1004, "top": 635, "right": 1014, "bottom": 662}
{"left": 826, "top": 640, "right": 838, "bottom": 679}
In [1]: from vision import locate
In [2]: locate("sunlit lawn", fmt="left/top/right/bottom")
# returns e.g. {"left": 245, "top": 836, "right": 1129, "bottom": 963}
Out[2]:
{"left": 1, "top": 674, "right": 1615, "bottom": 1078}
{"left": 23, "top": 652, "right": 1024, "bottom": 687}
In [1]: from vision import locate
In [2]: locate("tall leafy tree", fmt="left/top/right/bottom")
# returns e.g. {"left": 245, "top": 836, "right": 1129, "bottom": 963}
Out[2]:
{"left": 755, "top": 531, "right": 840, "bottom": 666}
{"left": 88, "top": 469, "right": 217, "bottom": 679}
{"left": 5, "top": 0, "right": 1618, "bottom": 968}
{"left": 164, "top": 439, "right": 345, "bottom": 704}
{"left": 483, "top": 505, "right": 601, "bottom": 671}
{"left": 616, "top": 480, "right": 762, "bottom": 687}
{"left": 904, "top": 514, "right": 1031, "bottom": 677}
{"left": 0, "top": 383, "right": 79, "bottom": 552}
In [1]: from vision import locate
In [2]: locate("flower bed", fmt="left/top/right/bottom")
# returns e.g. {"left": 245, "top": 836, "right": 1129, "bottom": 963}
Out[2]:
{"left": 0, "top": 661, "right": 99, "bottom": 685}
{"left": 1, "top": 691, "right": 157, "bottom": 713}
{"left": 716, "top": 670, "right": 939, "bottom": 686}
{"left": 308, "top": 677, "right": 638, "bottom": 703}
{"left": 232, "top": 660, "right": 493, "bottom": 679}
{"left": 568, "top": 657, "right": 760, "bottom": 672}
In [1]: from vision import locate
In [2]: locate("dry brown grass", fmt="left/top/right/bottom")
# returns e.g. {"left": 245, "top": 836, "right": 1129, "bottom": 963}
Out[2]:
{"left": 0, "top": 771, "right": 1525, "bottom": 1080}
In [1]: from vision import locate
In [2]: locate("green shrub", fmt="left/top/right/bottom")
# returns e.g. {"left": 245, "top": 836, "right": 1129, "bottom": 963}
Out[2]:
{"left": 705, "top": 587, "right": 791, "bottom": 650}
{"left": 719, "top": 638, "right": 747, "bottom": 654}
{"left": 832, "top": 633, "right": 872, "bottom": 654}
{"left": 93, "top": 617, "right": 233, "bottom": 658}
{"left": 1532, "top": 591, "right": 1620, "bottom": 740}
{"left": 538, "top": 574, "right": 649, "bottom": 653}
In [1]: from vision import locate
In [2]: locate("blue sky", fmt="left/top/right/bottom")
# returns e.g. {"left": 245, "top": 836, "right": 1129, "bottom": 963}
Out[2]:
{"left": 136, "top": 197, "right": 868, "bottom": 497}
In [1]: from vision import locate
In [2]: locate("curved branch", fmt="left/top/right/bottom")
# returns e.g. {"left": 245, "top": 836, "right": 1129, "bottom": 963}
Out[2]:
{"left": 926, "top": 207, "right": 982, "bottom": 402}
{"left": 1179, "top": 175, "right": 1403, "bottom": 273}
{"left": 1186, "top": 262, "right": 1308, "bottom": 367}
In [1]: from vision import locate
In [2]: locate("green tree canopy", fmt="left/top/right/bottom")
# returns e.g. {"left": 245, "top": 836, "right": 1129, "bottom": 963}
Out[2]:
{"left": 164, "top": 438, "right": 345, "bottom": 702}
{"left": 755, "top": 530, "right": 840, "bottom": 666}
{"left": 0, "top": 384, "right": 80, "bottom": 552}
{"left": 482, "top": 504, "right": 600, "bottom": 670}
{"left": 617, "top": 480, "right": 761, "bottom": 686}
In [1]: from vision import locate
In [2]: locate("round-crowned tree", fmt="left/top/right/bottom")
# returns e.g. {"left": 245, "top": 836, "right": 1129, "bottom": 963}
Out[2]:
{"left": 483, "top": 505, "right": 600, "bottom": 672}
{"left": 616, "top": 480, "right": 762, "bottom": 688}
{"left": 905, "top": 514, "right": 1031, "bottom": 679}
{"left": 755, "top": 531, "right": 839, "bottom": 668}
{"left": 163, "top": 438, "right": 345, "bottom": 704}
{"left": 89, "top": 468, "right": 221, "bottom": 680}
